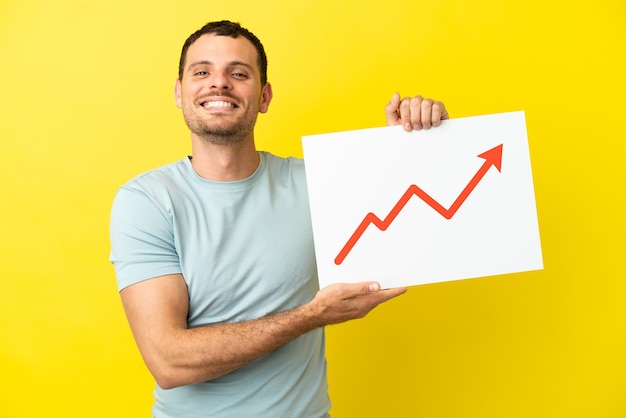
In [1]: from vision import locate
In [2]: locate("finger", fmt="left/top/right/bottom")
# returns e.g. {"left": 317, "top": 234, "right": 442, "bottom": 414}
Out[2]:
{"left": 367, "top": 282, "right": 381, "bottom": 293}
{"left": 361, "top": 286, "right": 408, "bottom": 308}
{"left": 378, "top": 286, "right": 408, "bottom": 300}
{"left": 357, "top": 281, "right": 380, "bottom": 296}
{"left": 326, "top": 282, "right": 381, "bottom": 299}
{"left": 399, "top": 97, "right": 413, "bottom": 131}
{"left": 420, "top": 98, "right": 434, "bottom": 129}
{"left": 431, "top": 101, "right": 449, "bottom": 127}
{"left": 409, "top": 95, "right": 423, "bottom": 130}
{"left": 384, "top": 93, "right": 401, "bottom": 126}
{"left": 357, "top": 282, "right": 406, "bottom": 298}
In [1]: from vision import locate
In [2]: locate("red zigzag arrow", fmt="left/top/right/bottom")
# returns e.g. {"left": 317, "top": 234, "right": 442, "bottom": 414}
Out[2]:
{"left": 334, "top": 144, "right": 503, "bottom": 265}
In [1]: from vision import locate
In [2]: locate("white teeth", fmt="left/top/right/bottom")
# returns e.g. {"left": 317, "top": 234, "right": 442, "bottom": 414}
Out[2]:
{"left": 203, "top": 101, "right": 234, "bottom": 108}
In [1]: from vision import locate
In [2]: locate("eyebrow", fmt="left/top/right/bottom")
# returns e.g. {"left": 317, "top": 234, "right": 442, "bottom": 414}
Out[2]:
{"left": 187, "top": 60, "right": 255, "bottom": 72}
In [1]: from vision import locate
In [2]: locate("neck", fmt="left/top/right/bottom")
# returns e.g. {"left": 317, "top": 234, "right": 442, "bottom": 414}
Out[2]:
{"left": 189, "top": 135, "right": 260, "bottom": 181}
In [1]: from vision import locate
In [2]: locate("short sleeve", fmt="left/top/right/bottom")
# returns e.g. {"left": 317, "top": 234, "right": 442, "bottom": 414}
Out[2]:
{"left": 109, "top": 186, "right": 181, "bottom": 291}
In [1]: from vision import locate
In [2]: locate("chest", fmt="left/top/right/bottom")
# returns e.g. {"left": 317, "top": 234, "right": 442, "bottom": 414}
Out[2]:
{"left": 169, "top": 182, "right": 318, "bottom": 325}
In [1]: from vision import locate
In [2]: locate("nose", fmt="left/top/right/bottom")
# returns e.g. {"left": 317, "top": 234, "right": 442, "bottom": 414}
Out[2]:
{"left": 209, "top": 71, "right": 231, "bottom": 90}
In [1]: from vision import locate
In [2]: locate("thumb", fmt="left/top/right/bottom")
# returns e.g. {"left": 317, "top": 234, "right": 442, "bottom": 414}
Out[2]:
{"left": 364, "top": 282, "right": 381, "bottom": 294}
{"left": 384, "top": 92, "right": 401, "bottom": 126}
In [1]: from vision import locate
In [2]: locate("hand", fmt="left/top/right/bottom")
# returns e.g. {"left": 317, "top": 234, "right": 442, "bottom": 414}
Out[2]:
{"left": 385, "top": 93, "right": 449, "bottom": 131}
{"left": 308, "top": 282, "right": 407, "bottom": 326}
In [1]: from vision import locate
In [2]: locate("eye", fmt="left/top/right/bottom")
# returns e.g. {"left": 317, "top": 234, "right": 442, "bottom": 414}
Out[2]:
{"left": 195, "top": 70, "right": 208, "bottom": 76}
{"left": 232, "top": 72, "right": 248, "bottom": 79}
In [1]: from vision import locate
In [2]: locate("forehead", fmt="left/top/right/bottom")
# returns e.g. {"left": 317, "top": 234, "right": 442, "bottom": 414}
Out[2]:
{"left": 185, "top": 34, "right": 259, "bottom": 70}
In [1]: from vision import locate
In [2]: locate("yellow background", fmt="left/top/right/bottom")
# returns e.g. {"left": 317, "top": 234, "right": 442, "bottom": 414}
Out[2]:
{"left": 1, "top": 0, "right": 624, "bottom": 417}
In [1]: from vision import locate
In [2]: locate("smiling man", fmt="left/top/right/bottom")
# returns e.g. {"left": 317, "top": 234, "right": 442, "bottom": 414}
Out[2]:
{"left": 176, "top": 33, "right": 271, "bottom": 147}
{"left": 110, "top": 20, "right": 447, "bottom": 418}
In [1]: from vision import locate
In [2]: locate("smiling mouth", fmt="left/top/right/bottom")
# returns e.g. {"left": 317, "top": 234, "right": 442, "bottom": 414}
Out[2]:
{"left": 202, "top": 100, "right": 237, "bottom": 109}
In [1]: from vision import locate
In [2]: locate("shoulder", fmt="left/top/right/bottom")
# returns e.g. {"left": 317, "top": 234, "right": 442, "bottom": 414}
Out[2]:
{"left": 261, "top": 152, "right": 306, "bottom": 180}
{"left": 113, "top": 158, "right": 195, "bottom": 207}
{"left": 110, "top": 159, "right": 194, "bottom": 232}
{"left": 120, "top": 159, "right": 189, "bottom": 193}
{"left": 262, "top": 151, "right": 303, "bottom": 165}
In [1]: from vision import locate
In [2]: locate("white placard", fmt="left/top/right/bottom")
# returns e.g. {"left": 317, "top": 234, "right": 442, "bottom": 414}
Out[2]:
{"left": 302, "top": 111, "right": 543, "bottom": 289}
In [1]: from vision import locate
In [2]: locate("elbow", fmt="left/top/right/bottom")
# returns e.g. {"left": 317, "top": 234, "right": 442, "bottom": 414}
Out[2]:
{"left": 141, "top": 343, "right": 232, "bottom": 388}
{"left": 155, "top": 377, "right": 182, "bottom": 390}
{"left": 149, "top": 360, "right": 223, "bottom": 389}
{"left": 151, "top": 366, "right": 190, "bottom": 390}
{"left": 146, "top": 358, "right": 193, "bottom": 390}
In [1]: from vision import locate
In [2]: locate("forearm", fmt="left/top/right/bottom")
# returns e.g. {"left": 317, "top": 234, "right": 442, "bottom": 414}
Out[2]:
{"left": 122, "top": 274, "right": 405, "bottom": 390}
{"left": 145, "top": 303, "right": 322, "bottom": 389}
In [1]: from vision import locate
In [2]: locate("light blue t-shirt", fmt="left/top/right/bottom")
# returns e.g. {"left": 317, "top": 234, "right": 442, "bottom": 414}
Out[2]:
{"left": 110, "top": 152, "right": 330, "bottom": 418}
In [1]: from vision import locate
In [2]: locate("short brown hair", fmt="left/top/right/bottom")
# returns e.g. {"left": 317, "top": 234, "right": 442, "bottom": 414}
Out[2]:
{"left": 178, "top": 20, "right": 268, "bottom": 85}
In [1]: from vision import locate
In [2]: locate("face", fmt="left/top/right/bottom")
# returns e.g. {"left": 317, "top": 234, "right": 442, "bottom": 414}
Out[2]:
{"left": 175, "top": 34, "right": 272, "bottom": 145}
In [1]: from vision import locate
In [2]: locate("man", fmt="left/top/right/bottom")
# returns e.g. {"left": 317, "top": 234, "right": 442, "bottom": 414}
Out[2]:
{"left": 110, "top": 20, "right": 448, "bottom": 417}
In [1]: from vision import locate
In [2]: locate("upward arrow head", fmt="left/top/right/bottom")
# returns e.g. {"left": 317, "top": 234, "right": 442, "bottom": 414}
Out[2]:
{"left": 477, "top": 144, "right": 503, "bottom": 172}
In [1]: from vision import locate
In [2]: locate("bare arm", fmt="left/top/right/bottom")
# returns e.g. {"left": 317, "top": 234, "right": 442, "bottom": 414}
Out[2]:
{"left": 120, "top": 273, "right": 405, "bottom": 389}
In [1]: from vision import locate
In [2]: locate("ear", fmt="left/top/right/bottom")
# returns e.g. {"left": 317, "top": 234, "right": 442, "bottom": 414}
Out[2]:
{"left": 259, "top": 82, "right": 273, "bottom": 114}
{"left": 174, "top": 79, "right": 183, "bottom": 109}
